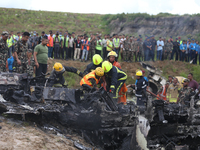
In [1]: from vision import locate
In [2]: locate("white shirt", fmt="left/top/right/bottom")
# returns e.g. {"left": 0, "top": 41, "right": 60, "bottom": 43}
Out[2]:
{"left": 157, "top": 40, "right": 164, "bottom": 51}
{"left": 102, "top": 39, "right": 108, "bottom": 47}
{"left": 120, "top": 38, "right": 125, "bottom": 48}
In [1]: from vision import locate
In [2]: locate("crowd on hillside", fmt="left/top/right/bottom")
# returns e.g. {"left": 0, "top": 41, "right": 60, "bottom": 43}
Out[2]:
{"left": 5, "top": 30, "right": 200, "bottom": 65}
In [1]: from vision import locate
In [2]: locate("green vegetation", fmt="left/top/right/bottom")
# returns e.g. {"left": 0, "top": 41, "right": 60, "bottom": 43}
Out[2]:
{"left": 1, "top": 7, "right": 200, "bottom": 36}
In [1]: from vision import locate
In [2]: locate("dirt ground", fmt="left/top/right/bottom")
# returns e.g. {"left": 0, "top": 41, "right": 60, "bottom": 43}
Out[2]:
{"left": 0, "top": 116, "right": 95, "bottom": 150}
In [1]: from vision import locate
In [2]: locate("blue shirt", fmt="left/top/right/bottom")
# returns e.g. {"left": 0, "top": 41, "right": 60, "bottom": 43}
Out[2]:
{"left": 83, "top": 40, "right": 90, "bottom": 50}
{"left": 145, "top": 41, "right": 152, "bottom": 50}
{"left": 180, "top": 44, "right": 187, "bottom": 50}
{"left": 7, "top": 56, "right": 14, "bottom": 71}
{"left": 196, "top": 44, "right": 200, "bottom": 54}
{"left": 189, "top": 43, "right": 197, "bottom": 51}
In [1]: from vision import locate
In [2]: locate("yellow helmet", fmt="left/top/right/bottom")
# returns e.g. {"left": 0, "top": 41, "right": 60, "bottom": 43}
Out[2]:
{"left": 107, "top": 51, "right": 118, "bottom": 57}
{"left": 93, "top": 54, "right": 103, "bottom": 65}
{"left": 53, "top": 62, "right": 63, "bottom": 72}
{"left": 95, "top": 67, "right": 104, "bottom": 77}
{"left": 136, "top": 71, "right": 143, "bottom": 76}
{"left": 182, "top": 78, "right": 189, "bottom": 84}
{"left": 102, "top": 61, "right": 113, "bottom": 73}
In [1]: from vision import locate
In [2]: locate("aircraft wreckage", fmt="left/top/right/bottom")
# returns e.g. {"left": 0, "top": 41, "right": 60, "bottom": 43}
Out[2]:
{"left": 0, "top": 62, "right": 200, "bottom": 150}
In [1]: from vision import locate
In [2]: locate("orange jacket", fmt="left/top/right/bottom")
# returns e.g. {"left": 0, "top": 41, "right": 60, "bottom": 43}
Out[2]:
{"left": 113, "top": 61, "right": 121, "bottom": 69}
{"left": 80, "top": 71, "right": 99, "bottom": 87}
{"left": 47, "top": 36, "right": 53, "bottom": 47}
{"left": 157, "top": 86, "right": 167, "bottom": 100}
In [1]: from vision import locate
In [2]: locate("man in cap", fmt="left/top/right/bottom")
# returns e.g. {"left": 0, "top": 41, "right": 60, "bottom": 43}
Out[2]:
{"left": 177, "top": 78, "right": 194, "bottom": 104}
{"left": 31, "top": 31, "right": 39, "bottom": 52}
{"left": 167, "top": 75, "right": 173, "bottom": 84}
{"left": 189, "top": 39, "right": 196, "bottom": 64}
{"left": 14, "top": 32, "right": 34, "bottom": 76}
{"left": 53, "top": 32, "right": 61, "bottom": 59}
{"left": 150, "top": 35, "right": 157, "bottom": 61}
{"left": 164, "top": 39, "right": 173, "bottom": 60}
{"left": 171, "top": 38, "right": 180, "bottom": 61}
{"left": 145, "top": 37, "right": 152, "bottom": 61}
{"left": 0, "top": 31, "right": 9, "bottom": 72}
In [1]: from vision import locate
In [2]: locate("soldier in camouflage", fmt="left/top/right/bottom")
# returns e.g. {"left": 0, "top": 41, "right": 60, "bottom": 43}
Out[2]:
{"left": 14, "top": 32, "right": 34, "bottom": 76}
{"left": 89, "top": 35, "right": 96, "bottom": 60}
{"left": 131, "top": 38, "right": 139, "bottom": 62}
{"left": 164, "top": 39, "right": 173, "bottom": 60}
{"left": 0, "top": 31, "right": 9, "bottom": 72}
{"left": 137, "top": 37, "right": 144, "bottom": 62}
{"left": 123, "top": 36, "right": 130, "bottom": 62}
{"left": 178, "top": 78, "right": 194, "bottom": 104}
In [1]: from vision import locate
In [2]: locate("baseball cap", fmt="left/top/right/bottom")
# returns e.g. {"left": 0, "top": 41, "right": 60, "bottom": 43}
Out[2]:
{"left": 2, "top": 31, "right": 8, "bottom": 37}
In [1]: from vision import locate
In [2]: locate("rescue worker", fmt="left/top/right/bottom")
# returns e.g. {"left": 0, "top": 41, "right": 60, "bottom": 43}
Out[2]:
{"left": 127, "top": 71, "right": 147, "bottom": 106}
{"left": 167, "top": 75, "right": 173, "bottom": 84}
{"left": 80, "top": 67, "right": 104, "bottom": 90}
{"left": 102, "top": 61, "right": 127, "bottom": 100}
{"left": 166, "top": 77, "right": 181, "bottom": 103}
{"left": 157, "top": 82, "right": 169, "bottom": 100}
{"left": 83, "top": 54, "right": 103, "bottom": 75}
{"left": 177, "top": 78, "right": 194, "bottom": 104}
{"left": 107, "top": 51, "right": 128, "bottom": 104}
{"left": 47, "top": 62, "right": 83, "bottom": 87}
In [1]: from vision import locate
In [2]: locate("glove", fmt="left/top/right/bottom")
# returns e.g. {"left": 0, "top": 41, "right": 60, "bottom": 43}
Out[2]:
{"left": 79, "top": 72, "right": 83, "bottom": 77}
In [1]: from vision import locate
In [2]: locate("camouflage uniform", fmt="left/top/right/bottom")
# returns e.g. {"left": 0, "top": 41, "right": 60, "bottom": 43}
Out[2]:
{"left": 123, "top": 40, "right": 130, "bottom": 61}
{"left": 14, "top": 39, "right": 34, "bottom": 76}
{"left": 89, "top": 39, "right": 96, "bottom": 60}
{"left": 132, "top": 40, "right": 139, "bottom": 62}
{"left": 164, "top": 42, "right": 173, "bottom": 60}
{"left": 0, "top": 39, "right": 8, "bottom": 72}
{"left": 178, "top": 86, "right": 194, "bottom": 104}
{"left": 138, "top": 41, "right": 143, "bottom": 61}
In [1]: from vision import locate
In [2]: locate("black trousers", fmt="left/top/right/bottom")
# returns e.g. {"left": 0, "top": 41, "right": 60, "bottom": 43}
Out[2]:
{"left": 36, "top": 63, "right": 47, "bottom": 77}
{"left": 68, "top": 47, "right": 73, "bottom": 59}
{"left": 103, "top": 47, "right": 107, "bottom": 60}
{"left": 95, "top": 49, "right": 101, "bottom": 56}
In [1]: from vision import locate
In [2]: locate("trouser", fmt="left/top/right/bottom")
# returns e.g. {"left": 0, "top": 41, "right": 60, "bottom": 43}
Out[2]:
{"left": 82, "top": 49, "right": 89, "bottom": 61}
{"left": 171, "top": 49, "right": 178, "bottom": 60}
{"left": 105, "top": 50, "right": 110, "bottom": 59}
{"left": 48, "top": 47, "right": 53, "bottom": 58}
{"left": 89, "top": 48, "right": 95, "bottom": 60}
{"left": 95, "top": 49, "right": 101, "bottom": 55}
{"left": 74, "top": 48, "right": 81, "bottom": 60}
{"left": 157, "top": 50, "right": 162, "bottom": 60}
{"left": 123, "top": 50, "right": 129, "bottom": 61}
{"left": 114, "top": 48, "right": 120, "bottom": 61}
{"left": 164, "top": 51, "right": 171, "bottom": 60}
{"left": 144, "top": 49, "right": 146, "bottom": 61}
{"left": 54, "top": 44, "right": 60, "bottom": 59}
{"left": 199, "top": 54, "right": 200, "bottom": 65}
{"left": 103, "top": 47, "right": 107, "bottom": 60}
{"left": 191, "top": 50, "right": 196, "bottom": 64}
{"left": 134, "top": 51, "right": 138, "bottom": 62}
{"left": 63, "top": 47, "right": 68, "bottom": 59}
{"left": 179, "top": 51, "right": 182, "bottom": 61}
{"left": 137, "top": 97, "right": 146, "bottom": 106}
{"left": 72, "top": 47, "right": 75, "bottom": 60}
{"left": 149, "top": 50, "right": 154, "bottom": 61}
{"left": 195, "top": 53, "right": 198, "bottom": 64}
{"left": 60, "top": 47, "right": 64, "bottom": 59}
{"left": 180, "top": 51, "right": 186, "bottom": 62}
{"left": 128, "top": 51, "right": 134, "bottom": 62}
{"left": 68, "top": 47, "right": 73, "bottom": 59}
{"left": 36, "top": 63, "right": 47, "bottom": 77}
{"left": 189, "top": 51, "right": 192, "bottom": 61}
{"left": 80, "top": 50, "right": 83, "bottom": 60}
{"left": 145, "top": 49, "right": 150, "bottom": 61}
{"left": 120, "top": 48, "right": 123, "bottom": 60}
{"left": 8, "top": 47, "right": 12, "bottom": 58}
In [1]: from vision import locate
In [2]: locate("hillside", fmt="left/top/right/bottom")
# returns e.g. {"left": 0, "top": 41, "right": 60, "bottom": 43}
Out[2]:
{"left": 1, "top": 7, "right": 200, "bottom": 40}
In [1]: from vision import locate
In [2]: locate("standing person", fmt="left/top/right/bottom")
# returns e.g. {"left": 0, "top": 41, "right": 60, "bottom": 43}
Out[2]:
{"left": 186, "top": 40, "right": 191, "bottom": 62}
{"left": 197, "top": 41, "right": 200, "bottom": 65}
{"left": 102, "top": 35, "right": 108, "bottom": 60}
{"left": 156, "top": 37, "right": 164, "bottom": 61}
{"left": 187, "top": 73, "right": 199, "bottom": 91}
{"left": 71, "top": 32, "right": 76, "bottom": 60}
{"left": 0, "top": 31, "right": 9, "bottom": 72}
{"left": 102, "top": 34, "right": 107, "bottom": 60}
{"left": 38, "top": 31, "right": 45, "bottom": 45}
{"left": 180, "top": 40, "right": 187, "bottom": 62}
{"left": 145, "top": 37, "right": 152, "bottom": 61}
{"left": 106, "top": 35, "right": 113, "bottom": 58}
{"left": 164, "top": 39, "right": 173, "bottom": 60}
{"left": 123, "top": 36, "right": 130, "bottom": 62}
{"left": 53, "top": 33, "right": 61, "bottom": 59}
{"left": 95, "top": 36, "right": 102, "bottom": 55}
{"left": 74, "top": 35, "right": 81, "bottom": 60}
{"left": 80, "top": 35, "right": 84, "bottom": 60}
{"left": 143, "top": 36, "right": 148, "bottom": 61}
{"left": 81, "top": 36, "right": 90, "bottom": 62}
{"left": 195, "top": 41, "right": 199, "bottom": 64}
{"left": 120, "top": 34, "right": 125, "bottom": 60}
{"left": 14, "top": 32, "right": 22, "bottom": 43}
{"left": 177, "top": 37, "right": 183, "bottom": 61}
{"left": 31, "top": 32, "right": 39, "bottom": 52}
{"left": 61, "top": 33, "right": 69, "bottom": 60}
{"left": 34, "top": 37, "right": 48, "bottom": 77}
{"left": 138, "top": 37, "right": 144, "bottom": 61}
{"left": 7, "top": 33, "right": 14, "bottom": 57}
{"left": 150, "top": 35, "right": 157, "bottom": 61}
{"left": 113, "top": 34, "right": 120, "bottom": 59}
{"left": 14, "top": 32, "right": 34, "bottom": 76}
{"left": 189, "top": 39, "right": 197, "bottom": 64}
{"left": 68, "top": 34, "right": 74, "bottom": 60}
{"left": 89, "top": 35, "right": 96, "bottom": 60}
{"left": 132, "top": 37, "right": 139, "bottom": 62}
{"left": 171, "top": 38, "right": 179, "bottom": 61}
{"left": 47, "top": 31, "right": 54, "bottom": 59}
